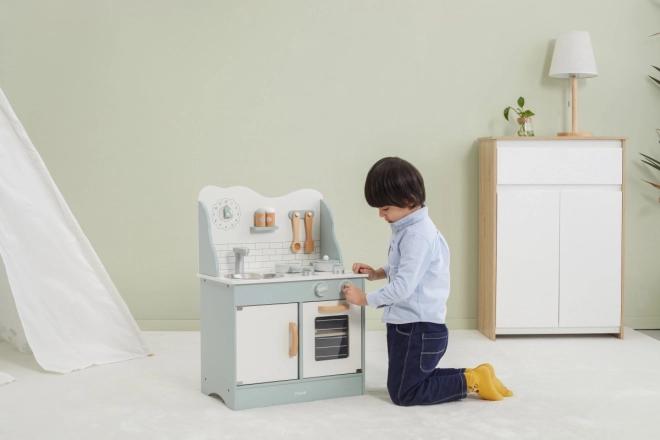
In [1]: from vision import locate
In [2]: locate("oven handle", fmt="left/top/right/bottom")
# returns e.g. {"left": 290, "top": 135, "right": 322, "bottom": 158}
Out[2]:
{"left": 318, "top": 304, "right": 350, "bottom": 312}
{"left": 289, "top": 322, "right": 298, "bottom": 357}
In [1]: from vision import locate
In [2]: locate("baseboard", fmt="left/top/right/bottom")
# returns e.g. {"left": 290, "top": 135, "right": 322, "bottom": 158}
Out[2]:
{"left": 137, "top": 318, "right": 658, "bottom": 332}
{"left": 625, "top": 317, "right": 660, "bottom": 330}
{"left": 136, "top": 318, "right": 479, "bottom": 332}
{"left": 136, "top": 320, "right": 200, "bottom": 331}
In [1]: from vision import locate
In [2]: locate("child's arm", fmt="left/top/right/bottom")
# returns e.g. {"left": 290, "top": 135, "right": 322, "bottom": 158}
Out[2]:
{"left": 343, "top": 263, "right": 387, "bottom": 306}
{"left": 352, "top": 263, "right": 386, "bottom": 281}
{"left": 364, "top": 232, "right": 433, "bottom": 308}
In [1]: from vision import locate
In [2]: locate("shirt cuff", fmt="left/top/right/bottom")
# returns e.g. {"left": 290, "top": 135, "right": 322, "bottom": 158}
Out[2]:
{"left": 366, "top": 289, "right": 388, "bottom": 308}
{"left": 381, "top": 265, "right": 390, "bottom": 277}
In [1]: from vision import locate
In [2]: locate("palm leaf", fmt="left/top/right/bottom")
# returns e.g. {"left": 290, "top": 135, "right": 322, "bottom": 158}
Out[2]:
{"left": 640, "top": 153, "right": 660, "bottom": 167}
{"left": 650, "top": 75, "right": 660, "bottom": 86}
{"left": 642, "top": 179, "right": 660, "bottom": 189}
{"left": 642, "top": 160, "right": 660, "bottom": 172}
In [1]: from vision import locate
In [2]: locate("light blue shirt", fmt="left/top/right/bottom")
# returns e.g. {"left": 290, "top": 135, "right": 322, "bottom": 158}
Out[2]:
{"left": 366, "top": 206, "right": 450, "bottom": 324}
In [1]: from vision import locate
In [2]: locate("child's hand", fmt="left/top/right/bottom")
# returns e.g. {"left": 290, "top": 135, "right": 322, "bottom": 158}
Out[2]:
{"left": 343, "top": 284, "right": 368, "bottom": 306}
{"left": 352, "top": 263, "right": 377, "bottom": 281}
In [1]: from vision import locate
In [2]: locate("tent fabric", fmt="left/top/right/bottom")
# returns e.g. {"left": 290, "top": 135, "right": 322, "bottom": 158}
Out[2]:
{"left": 0, "top": 372, "right": 14, "bottom": 386}
{"left": 0, "top": 255, "right": 30, "bottom": 353}
{"left": 0, "top": 87, "right": 150, "bottom": 375}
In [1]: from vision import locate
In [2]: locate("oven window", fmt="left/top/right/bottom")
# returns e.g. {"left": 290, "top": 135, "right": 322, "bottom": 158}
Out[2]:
{"left": 314, "top": 316, "right": 349, "bottom": 361}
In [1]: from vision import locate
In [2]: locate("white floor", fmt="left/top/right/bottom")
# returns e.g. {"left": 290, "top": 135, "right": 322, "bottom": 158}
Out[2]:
{"left": 2, "top": 329, "right": 660, "bottom": 440}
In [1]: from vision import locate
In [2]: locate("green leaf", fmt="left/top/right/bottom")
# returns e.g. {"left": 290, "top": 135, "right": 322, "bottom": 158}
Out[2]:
{"left": 521, "top": 110, "right": 535, "bottom": 118}
{"left": 517, "top": 96, "right": 525, "bottom": 108}
{"left": 642, "top": 160, "right": 660, "bottom": 173}
{"left": 653, "top": 65, "right": 660, "bottom": 73}
{"left": 642, "top": 179, "right": 660, "bottom": 190}
{"left": 503, "top": 107, "right": 510, "bottom": 121}
{"left": 640, "top": 153, "right": 660, "bottom": 167}
{"left": 649, "top": 75, "right": 660, "bottom": 86}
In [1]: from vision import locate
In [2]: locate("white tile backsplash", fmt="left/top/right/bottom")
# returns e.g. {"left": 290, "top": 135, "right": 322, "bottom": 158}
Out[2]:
{"left": 215, "top": 241, "right": 328, "bottom": 275}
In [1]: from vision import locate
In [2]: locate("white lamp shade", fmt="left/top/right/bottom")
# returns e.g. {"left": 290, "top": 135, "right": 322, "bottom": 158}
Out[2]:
{"left": 549, "top": 31, "right": 598, "bottom": 78}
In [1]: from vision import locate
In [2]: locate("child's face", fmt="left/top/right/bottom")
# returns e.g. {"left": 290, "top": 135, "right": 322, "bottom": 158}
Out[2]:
{"left": 377, "top": 205, "right": 418, "bottom": 224}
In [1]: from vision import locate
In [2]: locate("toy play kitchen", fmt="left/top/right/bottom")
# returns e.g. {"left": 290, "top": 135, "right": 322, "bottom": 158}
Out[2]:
{"left": 197, "top": 186, "right": 367, "bottom": 410}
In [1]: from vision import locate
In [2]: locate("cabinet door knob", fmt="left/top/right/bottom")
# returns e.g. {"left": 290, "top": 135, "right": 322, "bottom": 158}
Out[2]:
{"left": 289, "top": 322, "right": 298, "bottom": 357}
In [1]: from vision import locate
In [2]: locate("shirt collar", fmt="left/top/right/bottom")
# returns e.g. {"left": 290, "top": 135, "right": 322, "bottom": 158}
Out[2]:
{"left": 390, "top": 206, "right": 428, "bottom": 232}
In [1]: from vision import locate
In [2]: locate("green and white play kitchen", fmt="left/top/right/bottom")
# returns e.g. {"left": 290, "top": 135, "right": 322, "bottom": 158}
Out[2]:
{"left": 198, "top": 186, "right": 367, "bottom": 410}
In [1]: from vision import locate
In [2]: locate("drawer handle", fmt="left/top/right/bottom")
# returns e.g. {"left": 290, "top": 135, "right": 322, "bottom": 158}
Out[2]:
{"left": 318, "top": 304, "right": 350, "bottom": 312}
{"left": 289, "top": 322, "right": 298, "bottom": 357}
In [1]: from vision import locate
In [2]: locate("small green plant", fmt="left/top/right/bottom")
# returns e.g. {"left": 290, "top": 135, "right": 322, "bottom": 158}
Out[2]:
{"left": 503, "top": 96, "right": 535, "bottom": 121}
{"left": 503, "top": 96, "right": 535, "bottom": 136}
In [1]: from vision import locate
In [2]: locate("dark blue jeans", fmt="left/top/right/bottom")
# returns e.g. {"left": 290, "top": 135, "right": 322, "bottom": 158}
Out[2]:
{"left": 386, "top": 322, "right": 467, "bottom": 406}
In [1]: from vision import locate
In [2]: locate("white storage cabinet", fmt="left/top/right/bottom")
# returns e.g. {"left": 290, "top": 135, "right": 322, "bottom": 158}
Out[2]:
{"left": 478, "top": 137, "right": 626, "bottom": 340}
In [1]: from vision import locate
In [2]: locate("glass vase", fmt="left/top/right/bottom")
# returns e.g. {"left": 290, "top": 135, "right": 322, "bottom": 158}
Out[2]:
{"left": 516, "top": 117, "right": 535, "bottom": 136}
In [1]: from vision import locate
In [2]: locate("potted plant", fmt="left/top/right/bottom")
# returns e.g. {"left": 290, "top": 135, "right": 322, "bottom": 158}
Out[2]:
{"left": 503, "top": 97, "right": 535, "bottom": 136}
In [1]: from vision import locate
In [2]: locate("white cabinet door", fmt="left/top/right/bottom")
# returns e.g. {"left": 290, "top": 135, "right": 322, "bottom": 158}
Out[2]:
{"left": 496, "top": 191, "right": 560, "bottom": 329}
{"left": 559, "top": 191, "right": 622, "bottom": 327}
{"left": 236, "top": 303, "right": 298, "bottom": 385}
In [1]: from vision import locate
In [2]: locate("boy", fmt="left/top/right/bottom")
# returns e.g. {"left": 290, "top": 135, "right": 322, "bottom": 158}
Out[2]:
{"left": 342, "top": 157, "right": 513, "bottom": 406}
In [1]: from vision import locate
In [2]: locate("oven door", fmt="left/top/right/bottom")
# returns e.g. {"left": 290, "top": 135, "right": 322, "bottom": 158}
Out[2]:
{"left": 302, "top": 300, "right": 362, "bottom": 379}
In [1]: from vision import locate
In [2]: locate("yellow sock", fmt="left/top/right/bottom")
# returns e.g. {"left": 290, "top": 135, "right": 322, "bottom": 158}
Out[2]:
{"left": 465, "top": 363, "right": 513, "bottom": 397}
{"left": 463, "top": 365, "right": 503, "bottom": 401}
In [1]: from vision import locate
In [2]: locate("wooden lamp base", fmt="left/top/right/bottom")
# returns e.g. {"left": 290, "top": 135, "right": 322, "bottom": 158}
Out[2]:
{"left": 561, "top": 77, "right": 593, "bottom": 138}
{"left": 557, "top": 131, "right": 592, "bottom": 137}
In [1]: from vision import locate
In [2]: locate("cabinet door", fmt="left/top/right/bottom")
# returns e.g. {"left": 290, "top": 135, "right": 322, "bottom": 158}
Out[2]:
{"left": 236, "top": 303, "right": 298, "bottom": 385}
{"left": 496, "top": 191, "right": 560, "bottom": 329}
{"left": 559, "top": 191, "right": 622, "bottom": 327}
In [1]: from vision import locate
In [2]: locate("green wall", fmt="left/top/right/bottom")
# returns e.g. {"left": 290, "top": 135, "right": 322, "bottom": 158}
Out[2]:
{"left": 1, "top": 0, "right": 659, "bottom": 330}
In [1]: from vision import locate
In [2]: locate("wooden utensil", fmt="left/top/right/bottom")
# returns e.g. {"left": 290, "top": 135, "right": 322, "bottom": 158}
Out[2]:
{"left": 291, "top": 212, "right": 301, "bottom": 253}
{"left": 304, "top": 211, "right": 314, "bottom": 253}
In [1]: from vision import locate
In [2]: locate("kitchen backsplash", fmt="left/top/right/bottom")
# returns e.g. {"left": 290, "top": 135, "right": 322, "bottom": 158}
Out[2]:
{"left": 215, "top": 241, "right": 321, "bottom": 274}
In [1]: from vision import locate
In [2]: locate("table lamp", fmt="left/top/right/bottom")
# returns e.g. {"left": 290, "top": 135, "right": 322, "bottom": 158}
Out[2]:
{"left": 549, "top": 31, "right": 598, "bottom": 137}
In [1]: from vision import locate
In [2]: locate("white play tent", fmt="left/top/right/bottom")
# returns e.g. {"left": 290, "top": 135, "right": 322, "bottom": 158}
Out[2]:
{"left": 0, "top": 87, "right": 150, "bottom": 385}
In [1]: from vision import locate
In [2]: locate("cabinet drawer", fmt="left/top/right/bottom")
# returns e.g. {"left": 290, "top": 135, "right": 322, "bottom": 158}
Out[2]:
{"left": 497, "top": 141, "right": 622, "bottom": 185}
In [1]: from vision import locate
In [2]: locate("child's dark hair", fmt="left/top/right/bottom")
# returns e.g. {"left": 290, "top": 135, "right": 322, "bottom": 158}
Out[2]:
{"left": 364, "top": 157, "right": 426, "bottom": 208}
